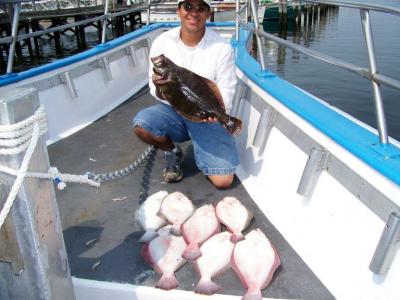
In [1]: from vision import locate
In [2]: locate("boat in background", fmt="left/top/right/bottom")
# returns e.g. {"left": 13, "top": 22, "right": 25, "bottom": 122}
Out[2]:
{"left": 260, "top": 0, "right": 300, "bottom": 20}
{"left": 0, "top": 0, "right": 399, "bottom": 299}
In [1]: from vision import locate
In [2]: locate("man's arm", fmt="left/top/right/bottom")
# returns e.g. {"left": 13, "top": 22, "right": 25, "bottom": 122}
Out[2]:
{"left": 215, "top": 44, "right": 237, "bottom": 113}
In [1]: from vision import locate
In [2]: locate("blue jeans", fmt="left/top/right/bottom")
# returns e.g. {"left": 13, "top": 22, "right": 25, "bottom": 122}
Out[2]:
{"left": 132, "top": 103, "right": 239, "bottom": 175}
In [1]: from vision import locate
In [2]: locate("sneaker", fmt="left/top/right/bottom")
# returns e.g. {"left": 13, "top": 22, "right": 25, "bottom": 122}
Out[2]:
{"left": 163, "top": 145, "right": 183, "bottom": 183}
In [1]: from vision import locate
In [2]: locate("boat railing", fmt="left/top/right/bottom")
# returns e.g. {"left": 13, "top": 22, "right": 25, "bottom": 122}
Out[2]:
{"left": 0, "top": 0, "right": 149, "bottom": 71}
{"left": 0, "top": 0, "right": 243, "bottom": 73}
{"left": 241, "top": 0, "right": 400, "bottom": 145}
{"left": 2, "top": 0, "right": 399, "bottom": 145}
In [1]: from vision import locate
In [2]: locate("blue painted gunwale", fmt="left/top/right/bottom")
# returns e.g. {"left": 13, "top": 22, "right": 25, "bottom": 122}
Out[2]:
{"left": 233, "top": 26, "right": 400, "bottom": 187}
{"left": 0, "top": 22, "right": 399, "bottom": 187}
{"left": 0, "top": 22, "right": 231, "bottom": 87}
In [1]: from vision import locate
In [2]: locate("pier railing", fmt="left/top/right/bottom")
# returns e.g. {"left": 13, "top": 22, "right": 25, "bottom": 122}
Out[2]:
{"left": 0, "top": 0, "right": 241, "bottom": 72}
{"left": 243, "top": 0, "right": 400, "bottom": 145}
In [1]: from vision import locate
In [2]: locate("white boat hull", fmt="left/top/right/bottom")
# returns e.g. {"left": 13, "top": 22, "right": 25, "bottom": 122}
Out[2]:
{"left": 1, "top": 21, "right": 399, "bottom": 300}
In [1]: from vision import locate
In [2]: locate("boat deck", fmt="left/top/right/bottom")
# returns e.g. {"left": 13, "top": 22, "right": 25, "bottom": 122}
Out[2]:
{"left": 48, "top": 88, "right": 334, "bottom": 299}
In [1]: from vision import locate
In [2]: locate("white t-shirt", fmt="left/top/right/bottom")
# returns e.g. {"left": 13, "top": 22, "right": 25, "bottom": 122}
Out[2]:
{"left": 149, "top": 26, "right": 237, "bottom": 112}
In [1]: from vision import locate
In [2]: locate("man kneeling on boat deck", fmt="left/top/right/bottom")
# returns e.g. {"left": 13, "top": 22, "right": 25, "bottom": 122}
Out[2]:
{"left": 132, "top": 0, "right": 239, "bottom": 188}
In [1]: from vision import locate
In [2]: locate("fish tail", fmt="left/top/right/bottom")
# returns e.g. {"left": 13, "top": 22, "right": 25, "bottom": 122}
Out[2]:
{"left": 195, "top": 278, "right": 223, "bottom": 295}
{"left": 223, "top": 115, "right": 243, "bottom": 135}
{"left": 155, "top": 273, "right": 179, "bottom": 290}
{"left": 242, "top": 288, "right": 263, "bottom": 300}
{"left": 182, "top": 243, "right": 202, "bottom": 261}
{"left": 138, "top": 230, "right": 158, "bottom": 242}
{"left": 230, "top": 232, "right": 245, "bottom": 243}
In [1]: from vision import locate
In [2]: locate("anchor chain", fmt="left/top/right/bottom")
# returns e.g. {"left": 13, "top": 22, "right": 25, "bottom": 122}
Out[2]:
{"left": 138, "top": 147, "right": 157, "bottom": 204}
{"left": 86, "top": 145, "right": 156, "bottom": 183}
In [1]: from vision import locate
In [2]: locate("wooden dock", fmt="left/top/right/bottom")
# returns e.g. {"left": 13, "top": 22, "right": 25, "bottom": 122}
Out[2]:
{"left": 0, "top": 4, "right": 143, "bottom": 70}
{"left": 0, "top": 4, "right": 142, "bottom": 24}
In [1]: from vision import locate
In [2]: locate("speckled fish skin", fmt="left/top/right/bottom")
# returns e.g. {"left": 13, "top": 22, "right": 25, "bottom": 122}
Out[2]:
{"left": 151, "top": 54, "right": 243, "bottom": 136}
{"left": 158, "top": 191, "right": 195, "bottom": 236}
{"left": 141, "top": 225, "right": 187, "bottom": 290}
{"left": 231, "top": 228, "right": 281, "bottom": 300}
{"left": 181, "top": 204, "right": 220, "bottom": 261}
{"left": 194, "top": 231, "right": 235, "bottom": 295}
{"left": 135, "top": 191, "right": 168, "bottom": 242}
{"left": 215, "top": 196, "right": 254, "bottom": 243}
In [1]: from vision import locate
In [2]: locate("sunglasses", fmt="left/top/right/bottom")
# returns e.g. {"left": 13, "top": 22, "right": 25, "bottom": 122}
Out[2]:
{"left": 181, "top": 2, "right": 209, "bottom": 13}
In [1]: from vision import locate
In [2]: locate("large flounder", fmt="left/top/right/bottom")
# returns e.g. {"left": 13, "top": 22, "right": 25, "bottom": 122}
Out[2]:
{"left": 151, "top": 54, "right": 243, "bottom": 135}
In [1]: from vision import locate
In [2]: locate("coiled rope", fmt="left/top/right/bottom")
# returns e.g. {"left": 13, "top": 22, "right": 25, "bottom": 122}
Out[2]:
{"left": 0, "top": 106, "right": 157, "bottom": 230}
{"left": 0, "top": 106, "right": 98, "bottom": 229}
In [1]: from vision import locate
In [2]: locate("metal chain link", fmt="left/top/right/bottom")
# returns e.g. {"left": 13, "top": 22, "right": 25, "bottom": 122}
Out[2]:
{"left": 138, "top": 147, "right": 157, "bottom": 204}
{"left": 86, "top": 145, "right": 156, "bottom": 183}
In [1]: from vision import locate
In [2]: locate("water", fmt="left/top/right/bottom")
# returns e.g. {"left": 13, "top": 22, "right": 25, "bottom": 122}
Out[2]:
{"left": 1, "top": 1, "right": 399, "bottom": 140}
{"left": 262, "top": 0, "right": 400, "bottom": 141}
{"left": 0, "top": 24, "right": 131, "bottom": 74}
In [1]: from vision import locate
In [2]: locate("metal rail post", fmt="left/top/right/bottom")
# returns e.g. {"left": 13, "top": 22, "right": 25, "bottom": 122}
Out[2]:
{"left": 235, "top": 0, "right": 239, "bottom": 42}
{"left": 146, "top": 0, "right": 151, "bottom": 26}
{"left": 249, "top": 0, "right": 267, "bottom": 72}
{"left": 0, "top": 88, "right": 75, "bottom": 299}
{"left": 6, "top": 2, "right": 21, "bottom": 74}
{"left": 360, "top": 9, "right": 388, "bottom": 144}
{"left": 101, "top": 0, "right": 111, "bottom": 44}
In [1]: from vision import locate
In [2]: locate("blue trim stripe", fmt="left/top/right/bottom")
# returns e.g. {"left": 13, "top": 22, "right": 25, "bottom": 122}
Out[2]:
{"left": 232, "top": 26, "right": 400, "bottom": 187}
{"left": 0, "top": 23, "right": 167, "bottom": 87}
{"left": 0, "top": 22, "right": 233, "bottom": 87}
{"left": 1, "top": 21, "right": 398, "bottom": 186}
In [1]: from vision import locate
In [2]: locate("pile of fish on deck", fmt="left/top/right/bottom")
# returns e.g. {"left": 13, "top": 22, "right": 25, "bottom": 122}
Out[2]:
{"left": 135, "top": 191, "right": 281, "bottom": 300}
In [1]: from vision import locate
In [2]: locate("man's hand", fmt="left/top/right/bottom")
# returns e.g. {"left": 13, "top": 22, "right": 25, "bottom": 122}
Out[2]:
{"left": 203, "top": 117, "right": 218, "bottom": 123}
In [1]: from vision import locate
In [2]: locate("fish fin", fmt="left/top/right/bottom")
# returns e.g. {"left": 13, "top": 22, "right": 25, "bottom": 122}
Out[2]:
{"left": 261, "top": 244, "right": 281, "bottom": 289}
{"left": 155, "top": 86, "right": 167, "bottom": 100}
{"left": 138, "top": 230, "right": 159, "bottom": 242}
{"left": 242, "top": 289, "right": 263, "bottom": 300}
{"left": 175, "top": 109, "right": 204, "bottom": 122}
{"left": 231, "top": 255, "right": 248, "bottom": 289}
{"left": 155, "top": 273, "right": 179, "bottom": 290}
{"left": 182, "top": 243, "right": 202, "bottom": 261}
{"left": 223, "top": 115, "right": 243, "bottom": 135}
{"left": 140, "top": 243, "right": 155, "bottom": 269}
{"left": 230, "top": 232, "right": 244, "bottom": 243}
{"left": 195, "top": 278, "right": 223, "bottom": 295}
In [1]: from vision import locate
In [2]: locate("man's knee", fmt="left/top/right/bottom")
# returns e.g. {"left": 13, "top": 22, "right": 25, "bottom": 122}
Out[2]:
{"left": 133, "top": 125, "right": 147, "bottom": 138}
{"left": 207, "top": 175, "right": 234, "bottom": 189}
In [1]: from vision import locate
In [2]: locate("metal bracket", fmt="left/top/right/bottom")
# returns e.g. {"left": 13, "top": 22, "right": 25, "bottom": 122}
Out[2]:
{"left": 232, "top": 84, "right": 249, "bottom": 117}
{"left": 369, "top": 211, "right": 400, "bottom": 274}
{"left": 252, "top": 107, "right": 277, "bottom": 149}
{"left": 59, "top": 71, "right": 78, "bottom": 99}
{"left": 0, "top": 181, "right": 24, "bottom": 275}
{"left": 126, "top": 45, "right": 137, "bottom": 68}
{"left": 297, "top": 147, "right": 329, "bottom": 198}
{"left": 98, "top": 57, "right": 113, "bottom": 81}
{"left": 143, "top": 44, "right": 149, "bottom": 60}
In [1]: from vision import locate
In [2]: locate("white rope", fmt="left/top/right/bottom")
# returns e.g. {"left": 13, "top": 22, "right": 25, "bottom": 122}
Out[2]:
{"left": 0, "top": 123, "right": 40, "bottom": 229}
{"left": 0, "top": 106, "right": 100, "bottom": 230}
{"left": 0, "top": 165, "right": 100, "bottom": 188}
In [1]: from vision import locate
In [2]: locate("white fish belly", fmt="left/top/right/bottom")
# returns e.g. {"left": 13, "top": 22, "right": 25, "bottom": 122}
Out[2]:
{"left": 197, "top": 232, "right": 234, "bottom": 277}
